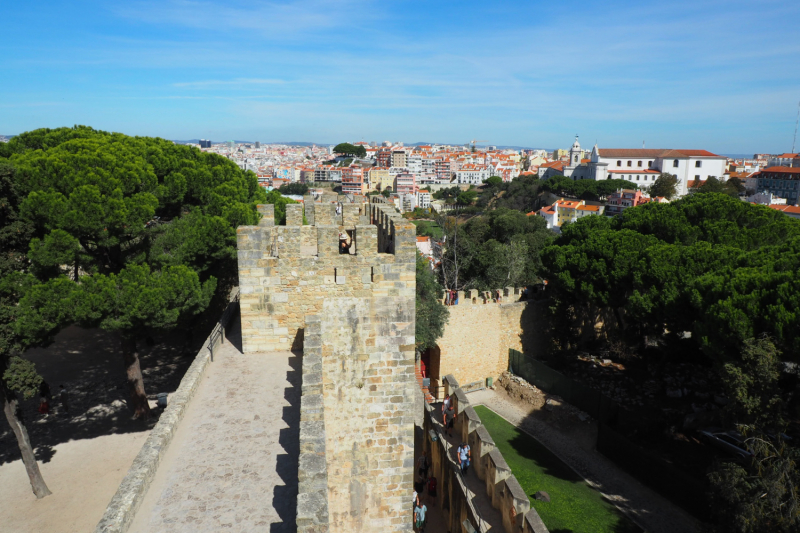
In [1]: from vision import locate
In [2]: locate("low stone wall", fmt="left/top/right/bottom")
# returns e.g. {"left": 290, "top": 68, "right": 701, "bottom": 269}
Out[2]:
{"left": 94, "top": 297, "right": 240, "bottom": 533}
{"left": 424, "top": 375, "right": 548, "bottom": 533}
{"left": 296, "top": 315, "right": 331, "bottom": 532}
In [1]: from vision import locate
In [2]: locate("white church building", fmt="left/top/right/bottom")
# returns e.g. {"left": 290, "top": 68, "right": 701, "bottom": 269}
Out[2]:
{"left": 544, "top": 137, "right": 728, "bottom": 197}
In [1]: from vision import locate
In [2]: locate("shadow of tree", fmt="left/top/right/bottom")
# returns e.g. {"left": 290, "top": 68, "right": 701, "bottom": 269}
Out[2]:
{"left": 0, "top": 321, "right": 213, "bottom": 466}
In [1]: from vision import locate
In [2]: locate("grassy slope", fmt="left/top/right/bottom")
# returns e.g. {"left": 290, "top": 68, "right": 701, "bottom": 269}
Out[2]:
{"left": 474, "top": 405, "right": 640, "bottom": 533}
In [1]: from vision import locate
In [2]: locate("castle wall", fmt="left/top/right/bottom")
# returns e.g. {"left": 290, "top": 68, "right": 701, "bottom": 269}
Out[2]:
{"left": 316, "top": 297, "right": 416, "bottom": 533}
{"left": 236, "top": 202, "right": 416, "bottom": 353}
{"left": 435, "top": 288, "right": 540, "bottom": 393}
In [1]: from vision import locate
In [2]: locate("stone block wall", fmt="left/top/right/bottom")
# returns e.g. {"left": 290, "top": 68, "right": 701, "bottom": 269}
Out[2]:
{"left": 435, "top": 288, "right": 530, "bottom": 394}
{"left": 421, "top": 376, "right": 549, "bottom": 533}
{"left": 316, "top": 297, "right": 416, "bottom": 533}
{"left": 236, "top": 202, "right": 416, "bottom": 353}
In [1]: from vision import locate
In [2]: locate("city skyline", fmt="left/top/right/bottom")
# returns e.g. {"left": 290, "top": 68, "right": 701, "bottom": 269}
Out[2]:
{"left": 2, "top": 0, "right": 799, "bottom": 153}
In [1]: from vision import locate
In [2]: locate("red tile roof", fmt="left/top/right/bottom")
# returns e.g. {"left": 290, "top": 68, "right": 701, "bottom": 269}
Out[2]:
{"left": 768, "top": 204, "right": 800, "bottom": 214}
{"left": 598, "top": 148, "right": 722, "bottom": 158}
{"left": 759, "top": 166, "right": 800, "bottom": 174}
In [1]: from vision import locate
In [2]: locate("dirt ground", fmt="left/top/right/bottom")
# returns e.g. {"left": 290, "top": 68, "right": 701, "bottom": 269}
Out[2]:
{"left": 0, "top": 324, "right": 196, "bottom": 533}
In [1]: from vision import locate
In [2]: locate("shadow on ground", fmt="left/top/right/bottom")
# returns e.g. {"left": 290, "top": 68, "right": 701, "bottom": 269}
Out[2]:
{"left": 271, "top": 351, "right": 301, "bottom": 533}
{"left": 0, "top": 324, "right": 209, "bottom": 465}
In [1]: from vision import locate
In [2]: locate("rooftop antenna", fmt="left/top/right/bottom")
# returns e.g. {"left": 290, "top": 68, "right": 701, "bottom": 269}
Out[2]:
{"left": 793, "top": 100, "right": 800, "bottom": 154}
{"left": 643, "top": 140, "right": 645, "bottom": 148}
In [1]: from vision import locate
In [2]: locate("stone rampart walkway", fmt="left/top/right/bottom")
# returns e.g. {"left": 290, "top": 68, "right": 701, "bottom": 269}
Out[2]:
{"left": 128, "top": 320, "right": 300, "bottom": 533}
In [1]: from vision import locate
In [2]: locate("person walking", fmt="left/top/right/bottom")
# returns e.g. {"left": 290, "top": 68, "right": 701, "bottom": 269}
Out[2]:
{"left": 414, "top": 501, "right": 427, "bottom": 532}
{"left": 38, "top": 381, "right": 51, "bottom": 415}
{"left": 441, "top": 393, "right": 451, "bottom": 424}
{"left": 457, "top": 442, "right": 471, "bottom": 475}
{"left": 444, "top": 405, "right": 455, "bottom": 438}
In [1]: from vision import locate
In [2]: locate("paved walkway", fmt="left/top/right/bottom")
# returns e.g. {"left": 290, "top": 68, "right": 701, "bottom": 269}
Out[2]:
{"left": 129, "top": 320, "right": 300, "bottom": 533}
{"left": 468, "top": 388, "right": 699, "bottom": 533}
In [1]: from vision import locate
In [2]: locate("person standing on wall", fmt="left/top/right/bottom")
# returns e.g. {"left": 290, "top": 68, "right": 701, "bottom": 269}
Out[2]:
{"left": 457, "top": 442, "right": 471, "bottom": 475}
{"left": 441, "top": 393, "right": 451, "bottom": 424}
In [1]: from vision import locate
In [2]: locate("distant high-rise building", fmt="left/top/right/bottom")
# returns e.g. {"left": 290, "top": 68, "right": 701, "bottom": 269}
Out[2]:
{"left": 255, "top": 141, "right": 261, "bottom": 148}
{"left": 199, "top": 139, "right": 211, "bottom": 148}
{"left": 227, "top": 140, "right": 235, "bottom": 149}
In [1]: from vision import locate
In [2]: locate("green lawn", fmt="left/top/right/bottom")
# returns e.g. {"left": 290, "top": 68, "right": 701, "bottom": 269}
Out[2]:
{"left": 474, "top": 405, "right": 641, "bottom": 533}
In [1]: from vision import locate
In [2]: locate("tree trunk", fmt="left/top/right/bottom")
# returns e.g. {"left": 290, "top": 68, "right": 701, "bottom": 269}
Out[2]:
{"left": 120, "top": 334, "right": 151, "bottom": 419}
{"left": 1, "top": 381, "right": 52, "bottom": 498}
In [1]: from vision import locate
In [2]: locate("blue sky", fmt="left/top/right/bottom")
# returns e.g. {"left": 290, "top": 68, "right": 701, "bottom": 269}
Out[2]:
{"left": 1, "top": 0, "right": 798, "bottom": 153}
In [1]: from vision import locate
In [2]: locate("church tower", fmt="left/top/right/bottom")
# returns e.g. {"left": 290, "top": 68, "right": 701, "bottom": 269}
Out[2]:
{"left": 569, "top": 135, "right": 582, "bottom": 166}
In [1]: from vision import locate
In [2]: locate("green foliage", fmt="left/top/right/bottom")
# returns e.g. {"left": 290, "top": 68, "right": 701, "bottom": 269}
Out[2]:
{"left": 381, "top": 188, "right": 391, "bottom": 198}
{"left": 721, "top": 337, "right": 784, "bottom": 427}
{"left": 697, "top": 176, "right": 741, "bottom": 197}
{"left": 648, "top": 173, "right": 679, "bottom": 199}
{"left": 477, "top": 173, "right": 541, "bottom": 212}
{"left": 415, "top": 254, "right": 449, "bottom": 350}
{"left": 432, "top": 186, "right": 460, "bottom": 200}
{"left": 541, "top": 175, "right": 639, "bottom": 201}
{"left": 70, "top": 264, "right": 215, "bottom": 333}
{"left": 708, "top": 426, "right": 800, "bottom": 533}
{"left": 483, "top": 175, "right": 503, "bottom": 187}
{"left": 3, "top": 126, "right": 266, "bottom": 349}
{"left": 456, "top": 189, "right": 478, "bottom": 205}
{"left": 439, "top": 208, "right": 554, "bottom": 290}
{"left": 278, "top": 182, "right": 309, "bottom": 196}
{"left": 332, "top": 143, "right": 366, "bottom": 158}
{"left": 542, "top": 193, "right": 800, "bottom": 362}
{"left": 264, "top": 190, "right": 300, "bottom": 224}
{"left": 2, "top": 356, "right": 42, "bottom": 400}
{"left": 475, "top": 406, "right": 640, "bottom": 533}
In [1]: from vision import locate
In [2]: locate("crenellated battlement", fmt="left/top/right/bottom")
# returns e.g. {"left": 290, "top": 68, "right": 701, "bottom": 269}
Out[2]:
{"left": 236, "top": 198, "right": 417, "bottom": 353}
{"left": 442, "top": 287, "right": 525, "bottom": 305}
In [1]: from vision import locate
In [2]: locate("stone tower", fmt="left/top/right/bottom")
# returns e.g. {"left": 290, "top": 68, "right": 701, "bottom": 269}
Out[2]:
{"left": 569, "top": 135, "right": 582, "bottom": 166}
{"left": 236, "top": 196, "right": 417, "bottom": 533}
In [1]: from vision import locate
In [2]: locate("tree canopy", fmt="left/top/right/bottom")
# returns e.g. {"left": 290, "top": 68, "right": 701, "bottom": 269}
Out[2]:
{"left": 648, "top": 173, "right": 679, "bottom": 199}
{"left": 542, "top": 193, "right": 800, "bottom": 363}
{"left": 278, "top": 182, "right": 309, "bottom": 196}
{"left": 540, "top": 175, "right": 640, "bottom": 201}
{"left": 1, "top": 126, "right": 268, "bottom": 418}
{"left": 437, "top": 208, "right": 553, "bottom": 291}
{"left": 332, "top": 142, "right": 367, "bottom": 158}
{"left": 415, "top": 253, "right": 449, "bottom": 350}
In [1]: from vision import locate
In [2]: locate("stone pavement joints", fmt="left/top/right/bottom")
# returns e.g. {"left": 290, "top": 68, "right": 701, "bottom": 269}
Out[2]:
{"left": 128, "top": 321, "right": 301, "bottom": 533}
{"left": 468, "top": 388, "right": 699, "bottom": 533}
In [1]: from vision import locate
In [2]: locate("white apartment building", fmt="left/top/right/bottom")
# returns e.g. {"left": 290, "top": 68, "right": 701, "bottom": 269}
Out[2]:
{"left": 416, "top": 190, "right": 431, "bottom": 209}
{"left": 454, "top": 164, "right": 491, "bottom": 185}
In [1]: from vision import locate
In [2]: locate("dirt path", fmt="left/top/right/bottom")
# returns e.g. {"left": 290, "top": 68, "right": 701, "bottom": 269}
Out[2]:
{"left": 467, "top": 388, "right": 699, "bottom": 533}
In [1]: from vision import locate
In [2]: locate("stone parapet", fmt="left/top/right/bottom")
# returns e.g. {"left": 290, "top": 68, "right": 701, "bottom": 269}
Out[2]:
{"left": 442, "top": 287, "right": 524, "bottom": 305}
{"left": 421, "top": 383, "right": 549, "bottom": 533}
{"left": 237, "top": 202, "right": 415, "bottom": 354}
{"left": 297, "top": 315, "right": 331, "bottom": 533}
{"left": 93, "top": 297, "right": 240, "bottom": 533}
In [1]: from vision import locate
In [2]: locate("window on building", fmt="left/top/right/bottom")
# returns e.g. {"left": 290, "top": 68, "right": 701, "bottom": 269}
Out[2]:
{"left": 695, "top": 161, "right": 702, "bottom": 168}
{"left": 695, "top": 175, "right": 700, "bottom": 180}
{"left": 637, "top": 161, "right": 642, "bottom": 167}
{"left": 636, "top": 176, "right": 640, "bottom": 181}
{"left": 617, "top": 160, "right": 621, "bottom": 166}
{"left": 627, "top": 160, "right": 632, "bottom": 167}
{"left": 648, "top": 161, "right": 653, "bottom": 167}
{"left": 673, "top": 160, "right": 679, "bottom": 167}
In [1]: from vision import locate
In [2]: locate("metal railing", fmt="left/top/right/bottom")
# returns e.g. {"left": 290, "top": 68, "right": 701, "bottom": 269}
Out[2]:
{"left": 208, "top": 288, "right": 240, "bottom": 362}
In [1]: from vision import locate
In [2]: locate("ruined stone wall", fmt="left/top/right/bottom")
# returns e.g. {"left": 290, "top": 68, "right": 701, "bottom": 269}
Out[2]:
{"left": 236, "top": 202, "right": 415, "bottom": 353}
{"left": 435, "top": 288, "right": 530, "bottom": 392}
